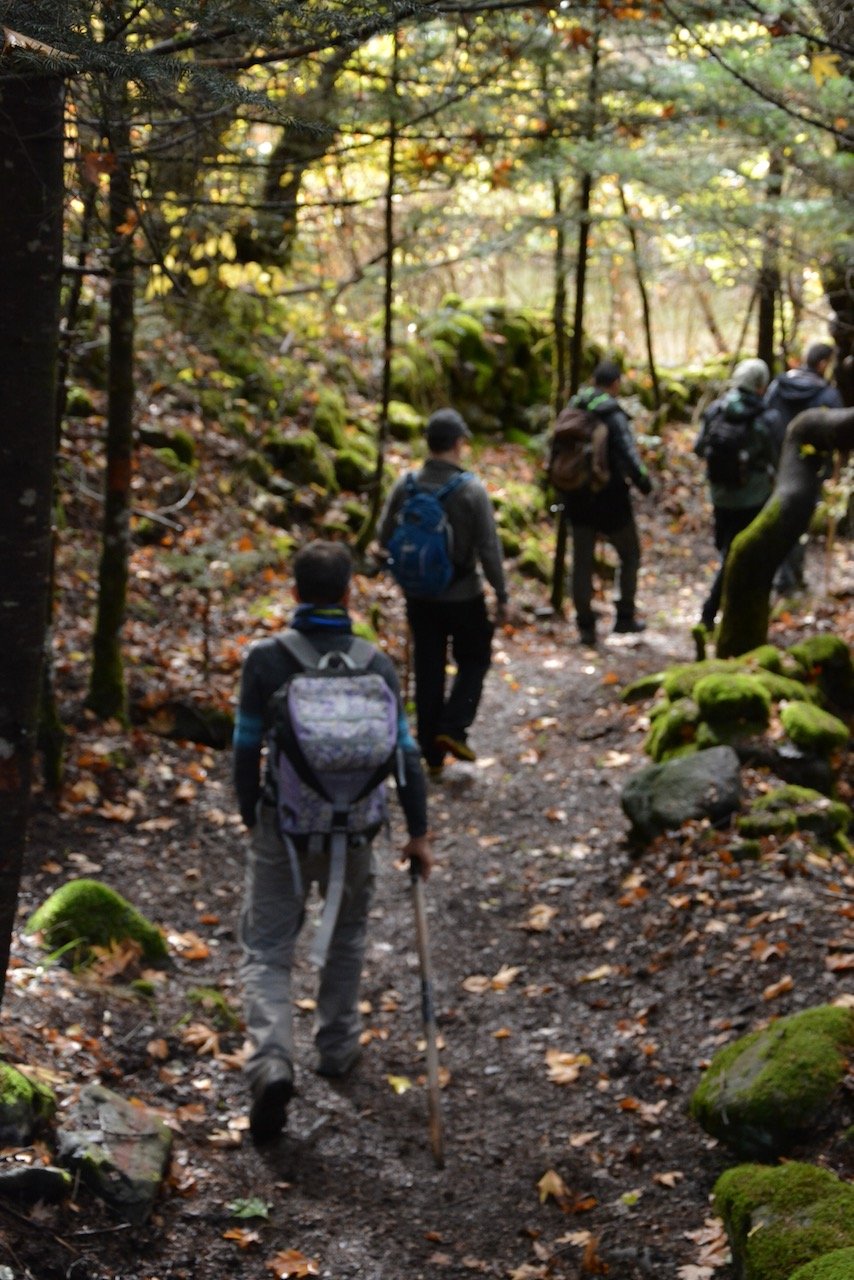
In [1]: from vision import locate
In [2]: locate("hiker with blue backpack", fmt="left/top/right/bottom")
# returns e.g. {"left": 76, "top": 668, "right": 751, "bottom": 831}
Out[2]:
{"left": 694, "top": 358, "right": 780, "bottom": 632}
{"left": 233, "top": 540, "right": 432, "bottom": 1142}
{"left": 378, "top": 408, "right": 508, "bottom": 777}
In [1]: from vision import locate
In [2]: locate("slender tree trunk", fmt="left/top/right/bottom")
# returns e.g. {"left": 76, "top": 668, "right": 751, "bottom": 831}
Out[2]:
{"left": 0, "top": 74, "right": 64, "bottom": 1006}
{"left": 357, "top": 30, "right": 399, "bottom": 554}
{"left": 756, "top": 152, "right": 784, "bottom": 370}
{"left": 718, "top": 406, "right": 854, "bottom": 657}
{"left": 619, "top": 184, "right": 660, "bottom": 409}
{"left": 687, "top": 268, "right": 728, "bottom": 355}
{"left": 40, "top": 186, "right": 98, "bottom": 791}
{"left": 89, "top": 97, "right": 135, "bottom": 719}
{"left": 552, "top": 177, "right": 568, "bottom": 413}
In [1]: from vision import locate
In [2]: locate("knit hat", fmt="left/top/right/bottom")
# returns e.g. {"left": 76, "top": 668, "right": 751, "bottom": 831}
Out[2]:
{"left": 731, "top": 358, "right": 770, "bottom": 395}
{"left": 425, "top": 408, "right": 472, "bottom": 451}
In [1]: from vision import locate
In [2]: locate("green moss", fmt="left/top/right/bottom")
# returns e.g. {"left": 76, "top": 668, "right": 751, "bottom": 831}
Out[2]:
{"left": 26, "top": 878, "right": 169, "bottom": 967}
{"left": 730, "top": 838, "right": 762, "bottom": 861}
{"left": 691, "top": 1005, "right": 854, "bottom": 1158}
{"left": 742, "top": 644, "right": 786, "bottom": 673}
{"left": 66, "top": 385, "right": 95, "bottom": 416}
{"left": 737, "top": 810, "right": 798, "bottom": 838}
{"left": 516, "top": 537, "right": 551, "bottom": 583}
{"left": 188, "top": 987, "right": 240, "bottom": 1030}
{"left": 0, "top": 1063, "right": 56, "bottom": 1141}
{"left": 745, "top": 784, "right": 852, "bottom": 845}
{"left": 645, "top": 698, "right": 700, "bottom": 762}
{"left": 262, "top": 430, "right": 338, "bottom": 492}
{"left": 789, "top": 1249, "right": 854, "bottom": 1280}
{"left": 499, "top": 528, "right": 522, "bottom": 557}
{"left": 334, "top": 446, "right": 374, "bottom": 491}
{"left": 780, "top": 702, "right": 849, "bottom": 755}
{"left": 789, "top": 635, "right": 854, "bottom": 709}
{"left": 387, "top": 399, "right": 425, "bottom": 440}
{"left": 621, "top": 672, "right": 667, "bottom": 704}
{"left": 713, "top": 1163, "right": 854, "bottom": 1280}
{"left": 694, "top": 672, "right": 772, "bottom": 727}
{"left": 661, "top": 659, "right": 740, "bottom": 700}
{"left": 240, "top": 451, "right": 274, "bottom": 487}
{"left": 311, "top": 387, "right": 347, "bottom": 448}
{"left": 753, "top": 670, "right": 818, "bottom": 704}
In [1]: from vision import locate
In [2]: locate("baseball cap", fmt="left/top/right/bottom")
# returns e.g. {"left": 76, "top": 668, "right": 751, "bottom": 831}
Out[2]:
{"left": 425, "top": 408, "right": 472, "bottom": 451}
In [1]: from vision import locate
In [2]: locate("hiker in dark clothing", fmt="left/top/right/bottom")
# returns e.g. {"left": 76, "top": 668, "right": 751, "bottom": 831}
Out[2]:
{"left": 559, "top": 360, "right": 652, "bottom": 646}
{"left": 764, "top": 342, "right": 843, "bottom": 591}
{"left": 233, "top": 540, "right": 431, "bottom": 1142}
{"left": 694, "top": 358, "right": 778, "bottom": 631}
{"left": 377, "top": 408, "right": 508, "bottom": 776}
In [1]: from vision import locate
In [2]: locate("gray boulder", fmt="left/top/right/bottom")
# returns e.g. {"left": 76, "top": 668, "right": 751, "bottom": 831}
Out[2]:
{"left": 57, "top": 1084, "right": 172, "bottom": 1224}
{"left": 621, "top": 745, "right": 741, "bottom": 841}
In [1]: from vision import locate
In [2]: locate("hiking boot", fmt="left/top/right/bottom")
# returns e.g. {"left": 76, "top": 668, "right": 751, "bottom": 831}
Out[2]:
{"left": 578, "top": 624, "right": 597, "bottom": 646}
{"left": 434, "top": 733, "right": 476, "bottom": 763}
{"left": 613, "top": 616, "right": 646, "bottom": 634}
{"left": 316, "top": 1046, "right": 361, "bottom": 1079}
{"left": 248, "top": 1056, "right": 293, "bottom": 1143}
{"left": 427, "top": 763, "right": 444, "bottom": 782}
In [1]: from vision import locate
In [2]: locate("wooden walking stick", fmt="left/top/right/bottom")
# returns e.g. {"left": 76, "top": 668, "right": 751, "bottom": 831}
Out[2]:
{"left": 410, "top": 863, "right": 445, "bottom": 1168}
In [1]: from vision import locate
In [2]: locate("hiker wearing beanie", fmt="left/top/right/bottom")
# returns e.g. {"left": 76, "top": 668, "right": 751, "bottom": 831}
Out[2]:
{"left": 557, "top": 360, "right": 653, "bottom": 646}
{"left": 764, "top": 342, "right": 843, "bottom": 592}
{"left": 694, "top": 358, "right": 779, "bottom": 631}
{"left": 378, "top": 408, "right": 507, "bottom": 777}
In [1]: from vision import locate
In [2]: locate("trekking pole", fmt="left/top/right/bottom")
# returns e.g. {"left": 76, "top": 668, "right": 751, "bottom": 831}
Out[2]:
{"left": 410, "top": 862, "right": 445, "bottom": 1169}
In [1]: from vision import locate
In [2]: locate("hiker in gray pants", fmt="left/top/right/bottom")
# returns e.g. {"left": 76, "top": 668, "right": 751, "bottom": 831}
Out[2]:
{"left": 233, "top": 541, "right": 432, "bottom": 1142}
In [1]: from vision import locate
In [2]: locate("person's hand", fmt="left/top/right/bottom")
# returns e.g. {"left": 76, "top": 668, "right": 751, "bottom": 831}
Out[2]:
{"left": 637, "top": 471, "right": 653, "bottom": 496}
{"left": 403, "top": 834, "right": 433, "bottom": 880}
{"left": 495, "top": 600, "right": 509, "bottom": 626}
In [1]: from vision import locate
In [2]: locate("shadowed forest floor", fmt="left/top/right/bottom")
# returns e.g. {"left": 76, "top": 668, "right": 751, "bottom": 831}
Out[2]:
{"left": 2, "top": 436, "right": 853, "bottom": 1280}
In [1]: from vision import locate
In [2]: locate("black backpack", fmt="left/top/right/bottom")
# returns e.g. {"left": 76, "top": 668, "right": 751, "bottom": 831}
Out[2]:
{"left": 700, "top": 402, "right": 755, "bottom": 488}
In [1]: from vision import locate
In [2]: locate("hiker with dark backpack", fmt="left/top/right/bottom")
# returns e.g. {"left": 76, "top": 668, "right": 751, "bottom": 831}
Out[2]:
{"left": 378, "top": 408, "right": 507, "bottom": 777}
{"left": 233, "top": 540, "right": 431, "bottom": 1142}
{"left": 552, "top": 360, "right": 652, "bottom": 646}
{"left": 694, "top": 358, "right": 779, "bottom": 631}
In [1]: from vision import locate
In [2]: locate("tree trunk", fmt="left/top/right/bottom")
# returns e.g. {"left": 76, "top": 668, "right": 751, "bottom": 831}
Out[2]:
{"left": 0, "top": 74, "right": 64, "bottom": 1006}
{"left": 687, "top": 267, "right": 728, "bottom": 355}
{"left": 356, "top": 30, "right": 398, "bottom": 554}
{"left": 619, "top": 184, "right": 660, "bottom": 410}
{"left": 552, "top": 177, "right": 568, "bottom": 413}
{"left": 89, "top": 98, "right": 135, "bottom": 720}
{"left": 717, "top": 406, "right": 854, "bottom": 657}
{"left": 756, "top": 153, "right": 784, "bottom": 370}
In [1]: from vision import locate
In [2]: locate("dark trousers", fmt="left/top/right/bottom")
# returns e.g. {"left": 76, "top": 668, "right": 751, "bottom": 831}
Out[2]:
{"left": 701, "top": 503, "right": 764, "bottom": 627}
{"left": 570, "top": 518, "right": 640, "bottom": 627}
{"left": 406, "top": 594, "right": 494, "bottom": 767}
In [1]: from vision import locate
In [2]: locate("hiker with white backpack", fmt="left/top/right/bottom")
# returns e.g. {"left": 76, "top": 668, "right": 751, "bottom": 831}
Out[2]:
{"left": 233, "top": 540, "right": 431, "bottom": 1142}
{"left": 378, "top": 408, "right": 508, "bottom": 778}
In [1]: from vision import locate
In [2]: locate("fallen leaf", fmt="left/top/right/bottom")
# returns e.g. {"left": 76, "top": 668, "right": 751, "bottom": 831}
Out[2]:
{"left": 762, "top": 974, "right": 794, "bottom": 1001}
{"left": 537, "top": 1168, "right": 572, "bottom": 1209}
{"left": 182, "top": 1022, "right": 220, "bottom": 1056}
{"left": 491, "top": 965, "right": 521, "bottom": 991}
{"left": 653, "top": 1170, "right": 684, "bottom": 1188}
{"left": 579, "top": 965, "right": 613, "bottom": 983}
{"left": 146, "top": 1038, "right": 170, "bottom": 1061}
{"left": 546, "top": 1049, "right": 591, "bottom": 1085}
{"left": 223, "top": 1227, "right": 261, "bottom": 1248}
{"left": 387, "top": 1075, "right": 412, "bottom": 1094}
{"left": 826, "top": 952, "right": 854, "bottom": 972}
{"left": 265, "top": 1249, "right": 320, "bottom": 1278}
{"left": 96, "top": 800, "right": 135, "bottom": 823}
{"left": 581, "top": 1235, "right": 609, "bottom": 1274}
{"left": 522, "top": 904, "right": 558, "bottom": 932}
{"left": 569, "top": 1131, "right": 600, "bottom": 1148}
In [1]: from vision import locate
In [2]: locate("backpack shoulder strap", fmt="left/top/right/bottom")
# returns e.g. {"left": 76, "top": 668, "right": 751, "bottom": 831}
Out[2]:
{"left": 435, "top": 470, "right": 473, "bottom": 502}
{"left": 276, "top": 631, "right": 321, "bottom": 671}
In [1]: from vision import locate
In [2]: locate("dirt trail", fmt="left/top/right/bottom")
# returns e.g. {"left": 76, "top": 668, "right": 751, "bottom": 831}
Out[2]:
{"left": 5, "top": 529, "right": 853, "bottom": 1280}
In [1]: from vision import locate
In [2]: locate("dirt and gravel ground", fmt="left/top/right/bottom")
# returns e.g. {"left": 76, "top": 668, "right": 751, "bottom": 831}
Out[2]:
{"left": 2, "top": 441, "right": 852, "bottom": 1280}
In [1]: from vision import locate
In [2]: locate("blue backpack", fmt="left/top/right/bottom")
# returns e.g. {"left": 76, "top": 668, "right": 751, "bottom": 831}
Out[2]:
{"left": 386, "top": 471, "right": 473, "bottom": 595}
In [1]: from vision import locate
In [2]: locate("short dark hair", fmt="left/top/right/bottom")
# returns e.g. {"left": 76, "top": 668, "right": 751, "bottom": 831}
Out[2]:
{"left": 805, "top": 342, "right": 834, "bottom": 372}
{"left": 293, "top": 540, "right": 352, "bottom": 604}
{"left": 593, "top": 359, "right": 622, "bottom": 388}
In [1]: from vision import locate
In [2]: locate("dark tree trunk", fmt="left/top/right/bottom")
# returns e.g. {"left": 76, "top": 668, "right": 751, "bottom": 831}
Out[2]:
{"left": 552, "top": 177, "right": 568, "bottom": 413}
{"left": 357, "top": 31, "right": 398, "bottom": 554}
{"left": 89, "top": 100, "right": 134, "bottom": 720}
{"left": 619, "top": 184, "right": 660, "bottom": 410}
{"left": 0, "top": 74, "right": 64, "bottom": 1006}
{"left": 717, "top": 406, "right": 854, "bottom": 657}
{"left": 756, "top": 153, "right": 784, "bottom": 370}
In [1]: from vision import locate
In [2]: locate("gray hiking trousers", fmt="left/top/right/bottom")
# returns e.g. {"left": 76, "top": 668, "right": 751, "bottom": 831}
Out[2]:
{"left": 570, "top": 518, "right": 640, "bottom": 625}
{"left": 239, "top": 801, "right": 375, "bottom": 1083}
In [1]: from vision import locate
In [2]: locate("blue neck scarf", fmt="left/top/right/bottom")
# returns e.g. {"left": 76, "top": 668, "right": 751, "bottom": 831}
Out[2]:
{"left": 291, "top": 603, "right": 352, "bottom": 633}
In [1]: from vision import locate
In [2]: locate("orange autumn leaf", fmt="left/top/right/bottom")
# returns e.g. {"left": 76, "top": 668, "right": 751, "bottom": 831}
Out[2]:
{"left": 265, "top": 1249, "right": 320, "bottom": 1277}
{"left": 224, "top": 1227, "right": 261, "bottom": 1248}
{"left": 763, "top": 974, "right": 794, "bottom": 1001}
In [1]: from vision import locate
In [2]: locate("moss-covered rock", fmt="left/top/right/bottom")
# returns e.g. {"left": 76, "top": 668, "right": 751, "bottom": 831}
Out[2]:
{"left": 334, "top": 446, "right": 375, "bottom": 491}
{"left": 516, "top": 537, "right": 551, "bottom": 583}
{"left": 0, "top": 1063, "right": 56, "bottom": 1145}
{"left": 691, "top": 1005, "right": 854, "bottom": 1158}
{"left": 789, "top": 1248, "right": 854, "bottom": 1280}
{"left": 694, "top": 672, "right": 772, "bottom": 728}
{"left": 66, "top": 385, "right": 96, "bottom": 416}
{"left": 622, "top": 671, "right": 667, "bottom": 704}
{"left": 780, "top": 702, "right": 849, "bottom": 755}
{"left": 311, "top": 387, "right": 347, "bottom": 448}
{"left": 789, "top": 635, "right": 854, "bottom": 710}
{"left": 262, "top": 430, "right": 338, "bottom": 492}
{"left": 387, "top": 399, "right": 425, "bottom": 440}
{"left": 645, "top": 697, "right": 700, "bottom": 762}
{"left": 661, "top": 659, "right": 740, "bottom": 701}
{"left": 713, "top": 1163, "right": 854, "bottom": 1280}
{"left": 738, "top": 785, "right": 851, "bottom": 847}
{"left": 26, "top": 879, "right": 169, "bottom": 967}
{"left": 240, "top": 450, "right": 275, "bottom": 487}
